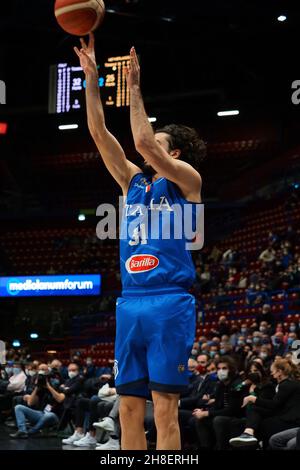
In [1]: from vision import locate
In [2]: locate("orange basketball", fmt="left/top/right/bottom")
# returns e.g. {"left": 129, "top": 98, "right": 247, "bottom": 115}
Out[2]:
{"left": 54, "top": 0, "right": 105, "bottom": 36}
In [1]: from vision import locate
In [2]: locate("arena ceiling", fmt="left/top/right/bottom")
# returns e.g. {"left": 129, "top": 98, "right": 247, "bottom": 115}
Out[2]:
{"left": 0, "top": 0, "right": 299, "bottom": 118}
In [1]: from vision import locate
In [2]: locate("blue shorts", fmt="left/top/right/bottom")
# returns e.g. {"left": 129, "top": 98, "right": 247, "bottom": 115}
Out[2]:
{"left": 114, "top": 286, "right": 196, "bottom": 397}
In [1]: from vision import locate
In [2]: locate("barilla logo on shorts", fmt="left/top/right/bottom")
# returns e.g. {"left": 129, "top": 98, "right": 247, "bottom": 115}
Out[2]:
{"left": 125, "top": 254, "right": 159, "bottom": 273}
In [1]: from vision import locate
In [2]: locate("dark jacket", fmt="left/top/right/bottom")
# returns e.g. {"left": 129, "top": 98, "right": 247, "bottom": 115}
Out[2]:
{"left": 208, "top": 375, "right": 246, "bottom": 418}
{"left": 253, "top": 381, "right": 276, "bottom": 400}
{"left": 180, "top": 375, "right": 217, "bottom": 411}
{"left": 60, "top": 374, "right": 84, "bottom": 409}
{"left": 255, "top": 379, "right": 300, "bottom": 424}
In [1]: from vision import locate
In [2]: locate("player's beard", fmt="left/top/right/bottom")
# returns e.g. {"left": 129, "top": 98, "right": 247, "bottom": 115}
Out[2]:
{"left": 141, "top": 161, "right": 156, "bottom": 176}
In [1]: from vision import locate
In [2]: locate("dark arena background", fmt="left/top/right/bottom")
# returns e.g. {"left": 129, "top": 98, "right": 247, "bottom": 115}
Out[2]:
{"left": 1, "top": 0, "right": 300, "bottom": 459}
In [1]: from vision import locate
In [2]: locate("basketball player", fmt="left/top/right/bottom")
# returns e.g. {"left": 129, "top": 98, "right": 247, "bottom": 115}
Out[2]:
{"left": 74, "top": 34, "right": 206, "bottom": 450}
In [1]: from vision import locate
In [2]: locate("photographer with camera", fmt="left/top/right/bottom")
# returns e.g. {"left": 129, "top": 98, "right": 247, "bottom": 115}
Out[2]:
{"left": 9, "top": 363, "right": 64, "bottom": 438}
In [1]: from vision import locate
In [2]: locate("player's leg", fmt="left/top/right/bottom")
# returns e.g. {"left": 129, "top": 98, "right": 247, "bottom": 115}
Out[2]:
{"left": 152, "top": 391, "right": 180, "bottom": 450}
{"left": 144, "top": 291, "right": 196, "bottom": 450}
{"left": 119, "top": 395, "right": 147, "bottom": 450}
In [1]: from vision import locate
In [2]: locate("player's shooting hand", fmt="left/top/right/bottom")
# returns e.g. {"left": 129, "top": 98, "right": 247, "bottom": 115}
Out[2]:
{"left": 74, "top": 32, "right": 97, "bottom": 75}
{"left": 126, "top": 46, "right": 140, "bottom": 89}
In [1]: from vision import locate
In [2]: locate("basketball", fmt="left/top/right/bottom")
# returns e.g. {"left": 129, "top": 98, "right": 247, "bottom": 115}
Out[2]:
{"left": 54, "top": 0, "right": 105, "bottom": 36}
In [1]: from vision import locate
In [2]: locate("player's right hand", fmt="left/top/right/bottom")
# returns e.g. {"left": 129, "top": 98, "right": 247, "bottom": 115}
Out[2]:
{"left": 74, "top": 32, "right": 97, "bottom": 75}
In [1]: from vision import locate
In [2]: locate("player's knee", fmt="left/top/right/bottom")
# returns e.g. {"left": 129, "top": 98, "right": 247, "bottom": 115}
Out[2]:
{"left": 153, "top": 396, "right": 178, "bottom": 430}
{"left": 119, "top": 397, "right": 144, "bottom": 424}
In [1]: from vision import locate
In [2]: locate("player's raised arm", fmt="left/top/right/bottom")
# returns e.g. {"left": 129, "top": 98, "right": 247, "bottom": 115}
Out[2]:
{"left": 74, "top": 33, "right": 140, "bottom": 194}
{"left": 126, "top": 47, "right": 202, "bottom": 202}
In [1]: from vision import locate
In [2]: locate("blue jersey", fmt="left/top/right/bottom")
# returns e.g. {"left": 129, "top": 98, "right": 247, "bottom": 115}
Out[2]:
{"left": 120, "top": 173, "right": 198, "bottom": 292}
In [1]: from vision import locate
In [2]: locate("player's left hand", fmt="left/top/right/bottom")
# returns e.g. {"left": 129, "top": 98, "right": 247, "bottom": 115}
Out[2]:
{"left": 126, "top": 47, "right": 140, "bottom": 89}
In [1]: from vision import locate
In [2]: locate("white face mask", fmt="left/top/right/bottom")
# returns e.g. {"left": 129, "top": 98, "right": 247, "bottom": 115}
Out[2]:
{"left": 28, "top": 370, "right": 36, "bottom": 377}
{"left": 38, "top": 370, "right": 47, "bottom": 376}
{"left": 217, "top": 369, "right": 229, "bottom": 381}
{"left": 68, "top": 371, "right": 78, "bottom": 379}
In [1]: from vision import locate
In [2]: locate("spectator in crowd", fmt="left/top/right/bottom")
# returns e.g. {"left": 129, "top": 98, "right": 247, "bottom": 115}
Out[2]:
{"left": 272, "top": 332, "right": 286, "bottom": 357}
{"left": 212, "top": 360, "right": 275, "bottom": 449}
{"left": 10, "top": 363, "right": 64, "bottom": 438}
{"left": 229, "top": 358, "right": 300, "bottom": 448}
{"left": 217, "top": 316, "right": 231, "bottom": 336}
{"left": 269, "top": 427, "right": 300, "bottom": 450}
{"left": 83, "top": 357, "right": 96, "bottom": 379}
{"left": 0, "top": 361, "right": 27, "bottom": 421}
{"left": 222, "top": 248, "right": 236, "bottom": 266}
{"left": 57, "top": 363, "right": 84, "bottom": 429}
{"left": 208, "top": 246, "right": 222, "bottom": 263}
{"left": 62, "top": 378, "right": 116, "bottom": 447}
{"left": 259, "top": 246, "right": 276, "bottom": 264}
{"left": 93, "top": 396, "right": 121, "bottom": 450}
{"left": 10, "top": 363, "right": 81, "bottom": 439}
{"left": 192, "top": 356, "right": 245, "bottom": 450}
{"left": 256, "top": 304, "right": 275, "bottom": 331}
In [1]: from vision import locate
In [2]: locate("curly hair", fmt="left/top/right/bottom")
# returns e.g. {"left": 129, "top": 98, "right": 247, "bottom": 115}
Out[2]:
{"left": 155, "top": 124, "right": 207, "bottom": 168}
{"left": 216, "top": 355, "right": 238, "bottom": 380}
{"left": 273, "top": 358, "right": 300, "bottom": 381}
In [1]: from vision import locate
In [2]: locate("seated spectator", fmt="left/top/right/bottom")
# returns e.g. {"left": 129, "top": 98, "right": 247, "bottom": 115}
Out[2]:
{"left": 222, "top": 248, "right": 236, "bottom": 266}
{"left": 192, "top": 356, "right": 245, "bottom": 450}
{"left": 286, "top": 332, "right": 298, "bottom": 353}
{"left": 9, "top": 363, "right": 64, "bottom": 438}
{"left": 272, "top": 332, "right": 286, "bottom": 357}
{"left": 229, "top": 358, "right": 300, "bottom": 448}
{"left": 256, "top": 304, "right": 275, "bottom": 331}
{"left": 177, "top": 355, "right": 218, "bottom": 447}
{"left": 83, "top": 357, "right": 96, "bottom": 379}
{"left": 57, "top": 362, "right": 84, "bottom": 429}
{"left": 259, "top": 246, "right": 275, "bottom": 264}
{"left": 23, "top": 362, "right": 38, "bottom": 395}
{"left": 62, "top": 379, "right": 117, "bottom": 447}
{"left": 0, "top": 361, "right": 27, "bottom": 421}
{"left": 213, "top": 360, "right": 275, "bottom": 450}
{"left": 217, "top": 316, "right": 231, "bottom": 336}
{"left": 10, "top": 362, "right": 39, "bottom": 413}
{"left": 6, "top": 362, "right": 26, "bottom": 394}
{"left": 258, "top": 345, "right": 273, "bottom": 370}
{"left": 289, "top": 322, "right": 299, "bottom": 336}
{"left": 93, "top": 396, "right": 121, "bottom": 450}
{"left": 269, "top": 427, "right": 299, "bottom": 450}
{"left": 208, "top": 245, "right": 222, "bottom": 263}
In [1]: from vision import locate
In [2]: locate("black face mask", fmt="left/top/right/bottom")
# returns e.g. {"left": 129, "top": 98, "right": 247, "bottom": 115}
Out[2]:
{"left": 247, "top": 372, "right": 262, "bottom": 385}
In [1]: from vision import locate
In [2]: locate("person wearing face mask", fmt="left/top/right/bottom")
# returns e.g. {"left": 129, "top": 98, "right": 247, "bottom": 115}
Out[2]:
{"left": 83, "top": 357, "right": 96, "bottom": 379}
{"left": 0, "top": 362, "right": 27, "bottom": 422}
{"left": 56, "top": 363, "right": 84, "bottom": 430}
{"left": 259, "top": 346, "right": 273, "bottom": 371}
{"left": 289, "top": 322, "right": 299, "bottom": 335}
{"left": 212, "top": 360, "right": 276, "bottom": 450}
{"left": 177, "top": 356, "right": 218, "bottom": 447}
{"left": 6, "top": 362, "right": 26, "bottom": 394}
{"left": 10, "top": 363, "right": 65, "bottom": 438}
{"left": 272, "top": 332, "right": 286, "bottom": 357}
{"left": 23, "top": 363, "right": 38, "bottom": 395}
{"left": 285, "top": 333, "right": 298, "bottom": 352}
{"left": 230, "top": 358, "right": 300, "bottom": 448}
{"left": 240, "top": 324, "right": 248, "bottom": 336}
{"left": 256, "top": 304, "right": 275, "bottom": 332}
{"left": 192, "top": 356, "right": 245, "bottom": 450}
{"left": 0, "top": 363, "right": 12, "bottom": 393}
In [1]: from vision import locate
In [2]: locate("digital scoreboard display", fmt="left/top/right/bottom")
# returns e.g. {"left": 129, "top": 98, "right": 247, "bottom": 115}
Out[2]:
{"left": 49, "top": 55, "right": 130, "bottom": 114}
